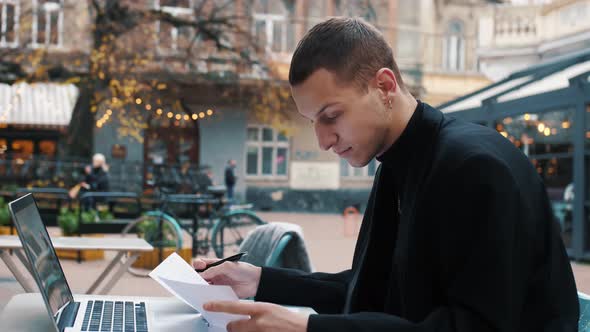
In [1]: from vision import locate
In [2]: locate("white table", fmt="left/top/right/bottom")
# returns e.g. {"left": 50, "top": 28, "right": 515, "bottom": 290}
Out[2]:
{"left": 0, "top": 235, "right": 153, "bottom": 295}
{"left": 0, "top": 293, "right": 317, "bottom": 332}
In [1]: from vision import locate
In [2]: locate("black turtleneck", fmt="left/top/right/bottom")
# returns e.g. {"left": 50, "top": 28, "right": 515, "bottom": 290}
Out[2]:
{"left": 376, "top": 100, "right": 424, "bottom": 190}
{"left": 355, "top": 101, "right": 425, "bottom": 312}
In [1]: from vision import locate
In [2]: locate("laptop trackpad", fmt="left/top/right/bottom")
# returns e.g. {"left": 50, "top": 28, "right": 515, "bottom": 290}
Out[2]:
{"left": 149, "top": 299, "right": 210, "bottom": 331}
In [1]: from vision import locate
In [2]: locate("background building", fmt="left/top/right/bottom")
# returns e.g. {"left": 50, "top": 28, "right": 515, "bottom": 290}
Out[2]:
{"left": 0, "top": 0, "right": 500, "bottom": 212}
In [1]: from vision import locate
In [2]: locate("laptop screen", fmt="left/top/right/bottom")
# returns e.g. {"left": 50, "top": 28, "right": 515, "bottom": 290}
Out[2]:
{"left": 9, "top": 194, "right": 74, "bottom": 321}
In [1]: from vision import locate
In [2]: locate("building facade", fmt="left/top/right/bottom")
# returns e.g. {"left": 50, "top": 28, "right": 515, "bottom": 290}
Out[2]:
{"left": 0, "top": 0, "right": 497, "bottom": 212}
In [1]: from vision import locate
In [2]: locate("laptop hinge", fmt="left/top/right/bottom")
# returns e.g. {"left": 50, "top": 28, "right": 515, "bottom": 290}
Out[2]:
{"left": 57, "top": 301, "right": 80, "bottom": 332}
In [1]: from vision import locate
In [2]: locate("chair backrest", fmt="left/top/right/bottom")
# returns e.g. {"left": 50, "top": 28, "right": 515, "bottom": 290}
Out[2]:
{"left": 238, "top": 222, "right": 312, "bottom": 272}
{"left": 265, "top": 233, "right": 293, "bottom": 268}
{"left": 579, "top": 292, "right": 590, "bottom": 332}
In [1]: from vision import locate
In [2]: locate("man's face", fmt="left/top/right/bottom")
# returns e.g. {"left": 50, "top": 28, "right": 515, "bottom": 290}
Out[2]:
{"left": 292, "top": 69, "right": 390, "bottom": 167}
{"left": 92, "top": 157, "right": 101, "bottom": 168}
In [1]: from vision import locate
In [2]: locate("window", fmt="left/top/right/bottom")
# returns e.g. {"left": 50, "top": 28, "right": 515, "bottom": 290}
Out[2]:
{"left": 32, "top": 0, "right": 63, "bottom": 48}
{"left": 442, "top": 20, "right": 465, "bottom": 72}
{"left": 155, "top": 0, "right": 196, "bottom": 53}
{"left": 306, "top": 1, "right": 325, "bottom": 31}
{"left": 246, "top": 126, "right": 289, "bottom": 178}
{"left": 0, "top": 0, "right": 19, "bottom": 48}
{"left": 334, "top": 0, "right": 377, "bottom": 22}
{"left": 341, "top": 158, "right": 378, "bottom": 179}
{"left": 252, "top": 0, "right": 295, "bottom": 54}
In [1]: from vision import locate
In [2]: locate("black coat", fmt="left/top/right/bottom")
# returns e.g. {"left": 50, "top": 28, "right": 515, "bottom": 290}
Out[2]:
{"left": 87, "top": 167, "right": 109, "bottom": 192}
{"left": 225, "top": 166, "right": 236, "bottom": 186}
{"left": 255, "top": 102, "right": 578, "bottom": 331}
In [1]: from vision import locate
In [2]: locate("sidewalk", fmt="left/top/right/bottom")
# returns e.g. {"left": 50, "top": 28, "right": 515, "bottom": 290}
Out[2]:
{"left": 1, "top": 211, "right": 589, "bottom": 313}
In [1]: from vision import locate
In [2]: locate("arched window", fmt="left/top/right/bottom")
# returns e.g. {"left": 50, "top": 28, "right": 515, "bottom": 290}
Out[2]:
{"left": 442, "top": 20, "right": 465, "bottom": 71}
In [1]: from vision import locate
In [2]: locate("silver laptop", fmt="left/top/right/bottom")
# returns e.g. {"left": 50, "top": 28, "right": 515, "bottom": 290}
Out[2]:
{"left": 8, "top": 194, "right": 152, "bottom": 332}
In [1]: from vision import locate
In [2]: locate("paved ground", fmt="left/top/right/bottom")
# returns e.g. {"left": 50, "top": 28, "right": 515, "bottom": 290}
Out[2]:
{"left": 1, "top": 211, "right": 589, "bottom": 313}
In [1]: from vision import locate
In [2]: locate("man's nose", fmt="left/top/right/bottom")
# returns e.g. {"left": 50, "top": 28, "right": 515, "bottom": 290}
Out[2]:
{"left": 315, "top": 123, "right": 337, "bottom": 151}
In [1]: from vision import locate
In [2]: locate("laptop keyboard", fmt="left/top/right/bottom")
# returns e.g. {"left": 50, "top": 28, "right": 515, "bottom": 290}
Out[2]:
{"left": 81, "top": 300, "right": 148, "bottom": 332}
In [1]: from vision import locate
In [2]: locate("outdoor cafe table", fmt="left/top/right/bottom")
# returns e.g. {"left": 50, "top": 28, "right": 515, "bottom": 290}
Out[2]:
{"left": 0, "top": 235, "right": 153, "bottom": 295}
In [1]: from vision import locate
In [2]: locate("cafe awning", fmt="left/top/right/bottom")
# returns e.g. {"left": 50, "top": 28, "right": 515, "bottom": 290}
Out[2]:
{"left": 0, "top": 82, "right": 79, "bottom": 127}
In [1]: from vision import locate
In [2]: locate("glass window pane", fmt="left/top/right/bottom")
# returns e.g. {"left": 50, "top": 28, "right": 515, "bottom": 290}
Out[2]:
{"left": 255, "top": 20, "right": 267, "bottom": 47}
{"left": 247, "top": 128, "right": 259, "bottom": 141}
{"left": 262, "top": 128, "right": 273, "bottom": 141}
{"left": 49, "top": 11, "right": 59, "bottom": 45}
{"left": 340, "top": 158, "right": 349, "bottom": 177}
{"left": 277, "top": 132, "right": 288, "bottom": 142}
{"left": 247, "top": 146, "right": 258, "bottom": 175}
{"left": 39, "top": 140, "right": 56, "bottom": 157}
{"left": 276, "top": 148, "right": 287, "bottom": 175}
{"left": 6, "top": 4, "right": 16, "bottom": 43}
{"left": 272, "top": 21, "right": 283, "bottom": 52}
{"left": 12, "top": 140, "right": 34, "bottom": 158}
{"left": 161, "top": 0, "right": 191, "bottom": 6}
{"left": 0, "top": 139, "right": 7, "bottom": 155}
{"left": 496, "top": 110, "right": 574, "bottom": 156}
{"left": 368, "top": 160, "right": 377, "bottom": 176}
{"left": 353, "top": 167, "right": 363, "bottom": 177}
{"left": 262, "top": 147, "right": 273, "bottom": 175}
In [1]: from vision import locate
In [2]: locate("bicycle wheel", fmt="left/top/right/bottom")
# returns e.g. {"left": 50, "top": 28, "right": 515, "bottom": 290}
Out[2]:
{"left": 121, "top": 212, "right": 183, "bottom": 277}
{"left": 210, "top": 210, "right": 266, "bottom": 258}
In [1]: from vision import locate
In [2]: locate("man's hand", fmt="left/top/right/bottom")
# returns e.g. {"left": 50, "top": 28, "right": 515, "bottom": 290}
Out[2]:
{"left": 203, "top": 301, "right": 310, "bottom": 332}
{"left": 193, "top": 258, "right": 262, "bottom": 298}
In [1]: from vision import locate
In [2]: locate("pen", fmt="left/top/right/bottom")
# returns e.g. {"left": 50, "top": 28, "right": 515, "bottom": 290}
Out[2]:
{"left": 195, "top": 252, "right": 247, "bottom": 273}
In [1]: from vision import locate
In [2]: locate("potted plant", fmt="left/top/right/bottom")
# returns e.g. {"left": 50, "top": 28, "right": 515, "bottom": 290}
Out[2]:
{"left": 0, "top": 197, "right": 13, "bottom": 235}
{"left": 56, "top": 207, "right": 111, "bottom": 261}
{"left": 131, "top": 216, "right": 192, "bottom": 270}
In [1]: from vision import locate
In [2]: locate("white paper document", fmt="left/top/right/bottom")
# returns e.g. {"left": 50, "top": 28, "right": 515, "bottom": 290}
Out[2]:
{"left": 149, "top": 253, "right": 248, "bottom": 329}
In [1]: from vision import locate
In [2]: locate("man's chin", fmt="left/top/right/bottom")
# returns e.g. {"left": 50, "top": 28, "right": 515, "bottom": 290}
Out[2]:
{"left": 346, "top": 158, "right": 367, "bottom": 168}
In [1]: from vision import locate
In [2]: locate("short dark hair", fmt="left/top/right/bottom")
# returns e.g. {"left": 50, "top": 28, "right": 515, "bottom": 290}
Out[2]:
{"left": 289, "top": 17, "right": 405, "bottom": 91}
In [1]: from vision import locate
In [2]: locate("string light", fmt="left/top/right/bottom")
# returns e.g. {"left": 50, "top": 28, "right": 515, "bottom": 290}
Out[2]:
{"left": 175, "top": 114, "right": 181, "bottom": 120}
{"left": 156, "top": 108, "right": 163, "bottom": 115}
{"left": 199, "top": 112, "right": 205, "bottom": 118}
{"left": 207, "top": 109, "right": 213, "bottom": 116}
{"left": 183, "top": 114, "right": 190, "bottom": 121}
{"left": 543, "top": 128, "right": 550, "bottom": 136}
{"left": 192, "top": 114, "right": 198, "bottom": 120}
{"left": 524, "top": 114, "right": 531, "bottom": 121}
{"left": 537, "top": 123, "right": 545, "bottom": 132}
{"left": 146, "top": 104, "right": 152, "bottom": 110}
{"left": 136, "top": 98, "right": 142, "bottom": 104}
{"left": 562, "top": 121, "right": 570, "bottom": 129}
{"left": 167, "top": 112, "right": 173, "bottom": 118}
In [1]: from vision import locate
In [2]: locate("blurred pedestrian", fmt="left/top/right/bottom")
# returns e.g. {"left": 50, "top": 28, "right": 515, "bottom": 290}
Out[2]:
{"left": 224, "top": 159, "right": 237, "bottom": 200}
{"left": 80, "top": 153, "right": 110, "bottom": 209}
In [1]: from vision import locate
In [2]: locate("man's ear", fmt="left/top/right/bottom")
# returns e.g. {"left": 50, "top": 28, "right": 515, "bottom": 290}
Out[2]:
{"left": 375, "top": 68, "right": 398, "bottom": 100}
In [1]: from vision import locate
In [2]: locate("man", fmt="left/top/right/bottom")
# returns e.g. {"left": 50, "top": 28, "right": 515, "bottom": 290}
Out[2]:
{"left": 81, "top": 153, "right": 110, "bottom": 192}
{"left": 194, "top": 18, "right": 579, "bottom": 331}
{"left": 80, "top": 153, "right": 110, "bottom": 209}
{"left": 225, "top": 159, "right": 237, "bottom": 200}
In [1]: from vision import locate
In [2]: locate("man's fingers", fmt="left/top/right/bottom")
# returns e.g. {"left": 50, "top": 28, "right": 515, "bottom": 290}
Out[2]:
{"left": 192, "top": 258, "right": 218, "bottom": 270}
{"left": 203, "top": 301, "right": 262, "bottom": 316}
{"left": 226, "top": 318, "right": 251, "bottom": 332}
